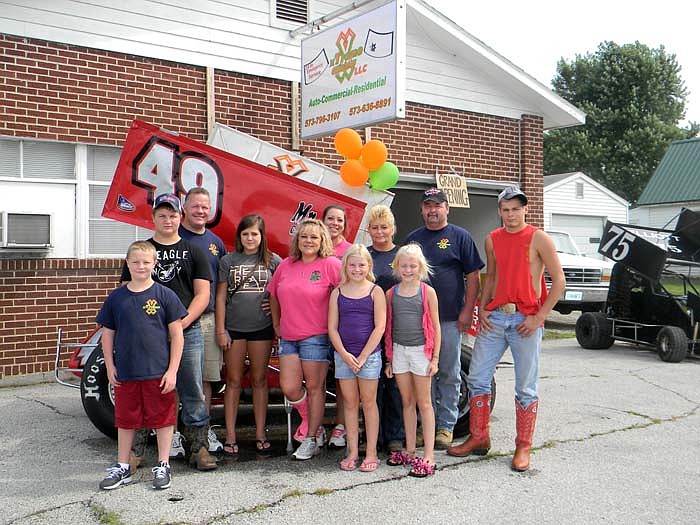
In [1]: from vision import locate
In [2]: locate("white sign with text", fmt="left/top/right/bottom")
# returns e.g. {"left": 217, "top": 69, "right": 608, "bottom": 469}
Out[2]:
{"left": 300, "top": 0, "right": 406, "bottom": 139}
{"left": 437, "top": 174, "right": 471, "bottom": 208}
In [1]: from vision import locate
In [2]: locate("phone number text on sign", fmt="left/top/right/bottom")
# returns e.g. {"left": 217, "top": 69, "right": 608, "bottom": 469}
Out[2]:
{"left": 349, "top": 97, "right": 392, "bottom": 116}
{"left": 304, "top": 111, "right": 342, "bottom": 128}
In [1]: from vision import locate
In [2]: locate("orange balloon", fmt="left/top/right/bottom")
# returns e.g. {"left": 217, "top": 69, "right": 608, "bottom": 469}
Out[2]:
{"left": 334, "top": 128, "right": 363, "bottom": 159}
{"left": 339, "top": 159, "right": 369, "bottom": 187}
{"left": 361, "top": 140, "right": 388, "bottom": 170}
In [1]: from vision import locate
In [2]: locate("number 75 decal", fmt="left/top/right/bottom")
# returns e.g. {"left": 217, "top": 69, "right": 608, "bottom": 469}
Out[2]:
{"left": 131, "top": 136, "right": 224, "bottom": 226}
{"left": 600, "top": 224, "right": 636, "bottom": 261}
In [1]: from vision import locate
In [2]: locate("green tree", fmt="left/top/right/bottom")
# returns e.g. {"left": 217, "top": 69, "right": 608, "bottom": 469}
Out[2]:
{"left": 544, "top": 41, "right": 699, "bottom": 203}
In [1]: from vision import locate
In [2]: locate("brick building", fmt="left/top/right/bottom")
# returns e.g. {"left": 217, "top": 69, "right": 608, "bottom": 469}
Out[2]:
{"left": 0, "top": 0, "right": 584, "bottom": 381}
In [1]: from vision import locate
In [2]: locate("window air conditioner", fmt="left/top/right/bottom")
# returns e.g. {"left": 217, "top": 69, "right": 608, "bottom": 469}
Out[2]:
{"left": 0, "top": 212, "right": 52, "bottom": 248}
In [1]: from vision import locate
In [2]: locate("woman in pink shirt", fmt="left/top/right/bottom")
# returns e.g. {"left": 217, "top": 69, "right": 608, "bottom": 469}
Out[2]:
{"left": 269, "top": 219, "right": 341, "bottom": 460}
{"left": 323, "top": 205, "right": 352, "bottom": 258}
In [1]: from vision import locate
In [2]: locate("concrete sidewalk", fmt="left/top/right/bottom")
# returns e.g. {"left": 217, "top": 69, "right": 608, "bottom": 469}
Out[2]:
{"left": 1, "top": 338, "right": 698, "bottom": 524}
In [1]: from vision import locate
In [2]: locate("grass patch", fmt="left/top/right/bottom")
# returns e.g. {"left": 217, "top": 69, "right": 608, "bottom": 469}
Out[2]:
{"left": 543, "top": 329, "right": 575, "bottom": 340}
{"left": 91, "top": 504, "right": 122, "bottom": 525}
{"left": 313, "top": 488, "right": 333, "bottom": 496}
{"left": 282, "top": 489, "right": 304, "bottom": 499}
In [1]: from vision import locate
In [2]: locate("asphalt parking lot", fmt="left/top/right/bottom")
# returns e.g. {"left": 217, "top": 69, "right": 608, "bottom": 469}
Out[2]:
{"left": 1, "top": 334, "right": 699, "bottom": 525}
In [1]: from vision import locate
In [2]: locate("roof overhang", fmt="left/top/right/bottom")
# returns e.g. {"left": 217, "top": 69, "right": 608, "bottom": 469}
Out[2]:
{"left": 409, "top": 0, "right": 586, "bottom": 130}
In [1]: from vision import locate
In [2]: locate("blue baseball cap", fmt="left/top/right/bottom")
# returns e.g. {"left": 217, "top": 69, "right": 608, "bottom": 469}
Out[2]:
{"left": 153, "top": 193, "right": 182, "bottom": 213}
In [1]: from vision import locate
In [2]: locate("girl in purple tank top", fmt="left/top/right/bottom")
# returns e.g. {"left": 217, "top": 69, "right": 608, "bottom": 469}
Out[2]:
{"left": 328, "top": 244, "right": 386, "bottom": 473}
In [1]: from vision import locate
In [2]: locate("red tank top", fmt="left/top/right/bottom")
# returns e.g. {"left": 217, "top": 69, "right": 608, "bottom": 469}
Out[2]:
{"left": 485, "top": 224, "right": 547, "bottom": 316}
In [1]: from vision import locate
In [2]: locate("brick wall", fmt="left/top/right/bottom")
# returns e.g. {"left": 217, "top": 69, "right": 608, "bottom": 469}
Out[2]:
{"left": 0, "top": 34, "right": 544, "bottom": 379}
{"left": 0, "top": 259, "right": 122, "bottom": 379}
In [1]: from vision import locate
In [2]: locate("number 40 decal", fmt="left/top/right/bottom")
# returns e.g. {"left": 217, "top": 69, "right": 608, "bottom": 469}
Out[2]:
{"left": 131, "top": 136, "right": 224, "bottom": 226}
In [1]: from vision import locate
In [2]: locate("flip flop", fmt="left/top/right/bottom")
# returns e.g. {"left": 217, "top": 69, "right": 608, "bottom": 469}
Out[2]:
{"left": 256, "top": 439, "right": 273, "bottom": 457}
{"left": 340, "top": 456, "right": 359, "bottom": 471}
{"left": 223, "top": 442, "right": 239, "bottom": 458}
{"left": 408, "top": 457, "right": 435, "bottom": 478}
{"left": 359, "top": 458, "right": 380, "bottom": 473}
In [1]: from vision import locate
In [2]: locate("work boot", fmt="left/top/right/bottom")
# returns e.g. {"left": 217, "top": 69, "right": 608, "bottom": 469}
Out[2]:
{"left": 511, "top": 399, "right": 538, "bottom": 472}
{"left": 447, "top": 394, "right": 491, "bottom": 457}
{"left": 129, "top": 428, "right": 149, "bottom": 470}
{"left": 289, "top": 390, "right": 309, "bottom": 442}
{"left": 185, "top": 426, "right": 218, "bottom": 471}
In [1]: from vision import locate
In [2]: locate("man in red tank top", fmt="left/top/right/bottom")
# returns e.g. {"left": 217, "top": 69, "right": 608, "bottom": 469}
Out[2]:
{"left": 447, "top": 187, "right": 565, "bottom": 471}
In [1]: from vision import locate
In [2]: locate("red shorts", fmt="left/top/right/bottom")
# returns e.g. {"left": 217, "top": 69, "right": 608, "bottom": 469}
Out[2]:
{"left": 114, "top": 377, "right": 177, "bottom": 430}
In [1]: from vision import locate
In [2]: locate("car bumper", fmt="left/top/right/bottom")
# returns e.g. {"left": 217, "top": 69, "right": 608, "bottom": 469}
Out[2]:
{"left": 554, "top": 286, "right": 609, "bottom": 305}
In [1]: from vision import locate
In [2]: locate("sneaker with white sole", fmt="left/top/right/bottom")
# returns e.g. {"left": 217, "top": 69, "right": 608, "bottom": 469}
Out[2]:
{"left": 152, "top": 461, "right": 172, "bottom": 490}
{"left": 315, "top": 425, "right": 327, "bottom": 447}
{"left": 169, "top": 431, "right": 186, "bottom": 459}
{"left": 99, "top": 463, "right": 131, "bottom": 490}
{"left": 328, "top": 424, "right": 347, "bottom": 448}
{"left": 292, "top": 437, "right": 320, "bottom": 460}
{"left": 208, "top": 427, "right": 224, "bottom": 453}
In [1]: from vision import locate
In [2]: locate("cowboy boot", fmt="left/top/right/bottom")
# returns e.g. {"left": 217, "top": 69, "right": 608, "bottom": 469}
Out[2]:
{"left": 512, "top": 399, "right": 538, "bottom": 471}
{"left": 290, "top": 389, "right": 309, "bottom": 442}
{"left": 186, "top": 426, "right": 218, "bottom": 471}
{"left": 447, "top": 394, "right": 491, "bottom": 457}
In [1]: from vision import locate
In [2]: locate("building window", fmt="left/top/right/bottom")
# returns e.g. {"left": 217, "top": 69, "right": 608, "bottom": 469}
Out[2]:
{"left": 575, "top": 181, "right": 584, "bottom": 199}
{"left": 87, "top": 145, "right": 151, "bottom": 257}
{"left": 0, "top": 139, "right": 74, "bottom": 180}
{"left": 273, "top": 0, "right": 308, "bottom": 24}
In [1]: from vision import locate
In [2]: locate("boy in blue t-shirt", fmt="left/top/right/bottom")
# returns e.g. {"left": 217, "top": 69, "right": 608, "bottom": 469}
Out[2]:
{"left": 97, "top": 241, "right": 186, "bottom": 490}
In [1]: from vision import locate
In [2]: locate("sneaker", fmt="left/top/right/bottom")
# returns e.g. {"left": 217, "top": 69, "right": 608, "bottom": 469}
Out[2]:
{"left": 152, "top": 461, "right": 172, "bottom": 490}
{"left": 315, "top": 425, "right": 327, "bottom": 447}
{"left": 434, "top": 429, "right": 453, "bottom": 450}
{"left": 170, "top": 431, "right": 186, "bottom": 459}
{"left": 292, "top": 437, "right": 320, "bottom": 460}
{"left": 328, "top": 424, "right": 346, "bottom": 448}
{"left": 99, "top": 463, "right": 132, "bottom": 490}
{"left": 208, "top": 426, "right": 224, "bottom": 453}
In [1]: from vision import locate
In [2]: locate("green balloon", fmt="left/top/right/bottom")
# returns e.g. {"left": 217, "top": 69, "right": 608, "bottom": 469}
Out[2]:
{"left": 369, "top": 161, "right": 399, "bottom": 191}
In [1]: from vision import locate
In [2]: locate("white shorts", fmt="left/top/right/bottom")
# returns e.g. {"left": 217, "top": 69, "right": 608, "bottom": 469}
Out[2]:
{"left": 200, "top": 312, "right": 222, "bottom": 382}
{"left": 391, "top": 343, "right": 431, "bottom": 377}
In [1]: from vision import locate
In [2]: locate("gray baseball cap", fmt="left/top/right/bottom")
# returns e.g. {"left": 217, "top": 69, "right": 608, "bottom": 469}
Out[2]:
{"left": 497, "top": 186, "right": 528, "bottom": 205}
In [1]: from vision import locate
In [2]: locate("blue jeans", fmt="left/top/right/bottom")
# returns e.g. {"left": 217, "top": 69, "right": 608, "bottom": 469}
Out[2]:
{"left": 467, "top": 311, "right": 542, "bottom": 407}
{"left": 432, "top": 321, "right": 462, "bottom": 432}
{"left": 177, "top": 320, "right": 209, "bottom": 427}
{"left": 278, "top": 335, "right": 332, "bottom": 362}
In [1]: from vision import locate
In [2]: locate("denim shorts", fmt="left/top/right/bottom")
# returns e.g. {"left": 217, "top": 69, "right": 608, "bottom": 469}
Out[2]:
{"left": 334, "top": 350, "right": 382, "bottom": 380}
{"left": 278, "top": 334, "right": 332, "bottom": 362}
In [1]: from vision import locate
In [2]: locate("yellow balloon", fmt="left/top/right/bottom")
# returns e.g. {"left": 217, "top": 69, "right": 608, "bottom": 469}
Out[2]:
{"left": 361, "top": 140, "right": 388, "bottom": 171}
{"left": 334, "top": 128, "right": 363, "bottom": 159}
{"left": 339, "top": 159, "right": 369, "bottom": 187}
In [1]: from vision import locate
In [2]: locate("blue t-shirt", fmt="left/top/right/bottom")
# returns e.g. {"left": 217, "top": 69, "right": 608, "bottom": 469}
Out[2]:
{"left": 406, "top": 224, "right": 484, "bottom": 321}
{"left": 368, "top": 245, "right": 400, "bottom": 293}
{"left": 178, "top": 225, "right": 226, "bottom": 313}
{"left": 96, "top": 282, "right": 187, "bottom": 381}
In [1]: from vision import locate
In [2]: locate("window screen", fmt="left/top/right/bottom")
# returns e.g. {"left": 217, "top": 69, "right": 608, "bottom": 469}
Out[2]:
{"left": 23, "top": 141, "right": 75, "bottom": 179}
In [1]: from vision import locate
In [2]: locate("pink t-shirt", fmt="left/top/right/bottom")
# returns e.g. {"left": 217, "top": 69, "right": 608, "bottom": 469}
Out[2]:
{"left": 333, "top": 239, "right": 352, "bottom": 258}
{"left": 268, "top": 256, "right": 341, "bottom": 340}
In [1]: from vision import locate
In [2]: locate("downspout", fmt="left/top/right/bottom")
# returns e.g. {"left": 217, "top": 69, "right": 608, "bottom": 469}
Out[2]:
{"left": 206, "top": 67, "right": 215, "bottom": 140}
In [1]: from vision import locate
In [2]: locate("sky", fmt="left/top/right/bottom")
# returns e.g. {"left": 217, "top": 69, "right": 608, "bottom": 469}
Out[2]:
{"left": 426, "top": 0, "right": 700, "bottom": 126}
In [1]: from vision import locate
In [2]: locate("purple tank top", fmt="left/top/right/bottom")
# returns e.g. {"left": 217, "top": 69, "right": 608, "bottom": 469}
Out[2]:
{"left": 337, "top": 286, "right": 380, "bottom": 357}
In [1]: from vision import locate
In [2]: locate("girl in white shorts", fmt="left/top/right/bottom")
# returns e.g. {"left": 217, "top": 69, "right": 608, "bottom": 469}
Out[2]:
{"left": 384, "top": 243, "right": 441, "bottom": 477}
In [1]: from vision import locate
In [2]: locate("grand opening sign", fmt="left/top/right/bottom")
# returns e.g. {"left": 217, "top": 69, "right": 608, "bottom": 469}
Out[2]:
{"left": 300, "top": 0, "right": 406, "bottom": 139}
{"left": 102, "top": 120, "right": 366, "bottom": 257}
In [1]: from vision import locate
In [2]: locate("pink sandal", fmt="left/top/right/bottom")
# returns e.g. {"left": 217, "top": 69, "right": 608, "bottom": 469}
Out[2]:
{"left": 340, "top": 457, "right": 359, "bottom": 471}
{"left": 387, "top": 451, "right": 415, "bottom": 467}
{"left": 408, "top": 457, "right": 435, "bottom": 478}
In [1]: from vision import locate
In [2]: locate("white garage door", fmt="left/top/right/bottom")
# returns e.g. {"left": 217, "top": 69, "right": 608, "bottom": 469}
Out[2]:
{"left": 551, "top": 214, "right": 605, "bottom": 256}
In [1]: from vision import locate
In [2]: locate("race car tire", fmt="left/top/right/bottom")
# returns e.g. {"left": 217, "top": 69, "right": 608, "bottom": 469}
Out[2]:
{"left": 80, "top": 345, "right": 117, "bottom": 439}
{"left": 453, "top": 351, "right": 496, "bottom": 438}
{"left": 576, "top": 312, "right": 614, "bottom": 350}
{"left": 656, "top": 326, "right": 688, "bottom": 363}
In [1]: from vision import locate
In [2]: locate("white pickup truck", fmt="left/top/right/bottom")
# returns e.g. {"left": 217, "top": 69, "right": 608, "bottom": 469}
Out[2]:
{"left": 546, "top": 230, "right": 614, "bottom": 314}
